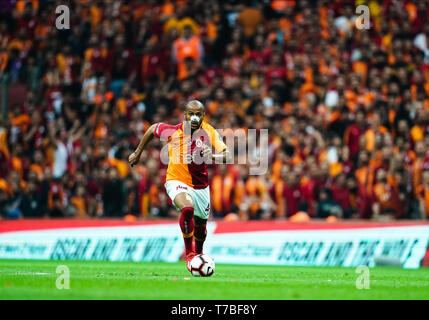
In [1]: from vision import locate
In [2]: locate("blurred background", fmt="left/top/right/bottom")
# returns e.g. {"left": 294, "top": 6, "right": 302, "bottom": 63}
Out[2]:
{"left": 0, "top": 0, "right": 428, "bottom": 222}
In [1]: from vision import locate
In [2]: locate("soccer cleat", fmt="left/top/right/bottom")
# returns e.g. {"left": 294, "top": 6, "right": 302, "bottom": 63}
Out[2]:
{"left": 186, "top": 252, "right": 198, "bottom": 272}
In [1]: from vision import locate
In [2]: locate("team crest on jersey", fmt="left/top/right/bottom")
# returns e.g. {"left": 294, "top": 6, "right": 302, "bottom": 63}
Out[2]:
{"left": 196, "top": 139, "right": 203, "bottom": 147}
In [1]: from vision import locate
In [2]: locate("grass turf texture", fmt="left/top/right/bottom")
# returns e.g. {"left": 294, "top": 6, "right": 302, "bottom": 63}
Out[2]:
{"left": 0, "top": 260, "right": 428, "bottom": 300}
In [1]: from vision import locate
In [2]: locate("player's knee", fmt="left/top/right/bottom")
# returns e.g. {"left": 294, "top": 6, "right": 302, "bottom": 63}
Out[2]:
{"left": 175, "top": 192, "right": 194, "bottom": 209}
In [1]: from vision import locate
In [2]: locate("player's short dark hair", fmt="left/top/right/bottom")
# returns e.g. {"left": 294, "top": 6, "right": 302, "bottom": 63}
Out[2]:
{"left": 185, "top": 100, "right": 205, "bottom": 111}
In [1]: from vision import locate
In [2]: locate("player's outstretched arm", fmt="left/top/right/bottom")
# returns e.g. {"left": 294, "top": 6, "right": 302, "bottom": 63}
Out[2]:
{"left": 128, "top": 123, "right": 157, "bottom": 167}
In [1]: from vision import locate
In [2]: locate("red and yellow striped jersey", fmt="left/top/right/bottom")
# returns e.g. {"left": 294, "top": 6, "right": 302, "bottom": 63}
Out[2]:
{"left": 154, "top": 121, "right": 226, "bottom": 189}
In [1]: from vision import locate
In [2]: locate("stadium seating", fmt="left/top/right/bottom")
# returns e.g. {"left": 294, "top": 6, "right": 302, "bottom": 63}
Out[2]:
{"left": 0, "top": 0, "right": 428, "bottom": 221}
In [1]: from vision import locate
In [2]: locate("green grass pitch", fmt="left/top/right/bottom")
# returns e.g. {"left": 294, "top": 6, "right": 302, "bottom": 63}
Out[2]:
{"left": 0, "top": 260, "right": 428, "bottom": 300}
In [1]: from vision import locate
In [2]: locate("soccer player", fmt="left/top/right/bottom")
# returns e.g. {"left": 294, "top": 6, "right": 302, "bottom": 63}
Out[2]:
{"left": 128, "top": 100, "right": 230, "bottom": 271}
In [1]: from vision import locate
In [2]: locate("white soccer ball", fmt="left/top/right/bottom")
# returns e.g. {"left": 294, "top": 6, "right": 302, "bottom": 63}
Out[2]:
{"left": 190, "top": 254, "right": 215, "bottom": 277}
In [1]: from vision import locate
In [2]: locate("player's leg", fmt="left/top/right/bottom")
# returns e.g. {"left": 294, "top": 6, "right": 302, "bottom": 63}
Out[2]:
{"left": 164, "top": 181, "right": 198, "bottom": 271}
{"left": 192, "top": 186, "right": 210, "bottom": 254}
{"left": 194, "top": 216, "right": 207, "bottom": 254}
{"left": 174, "top": 192, "right": 195, "bottom": 256}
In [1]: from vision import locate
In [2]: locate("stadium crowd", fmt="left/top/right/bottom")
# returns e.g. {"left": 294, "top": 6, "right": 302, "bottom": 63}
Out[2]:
{"left": 0, "top": 0, "right": 429, "bottom": 221}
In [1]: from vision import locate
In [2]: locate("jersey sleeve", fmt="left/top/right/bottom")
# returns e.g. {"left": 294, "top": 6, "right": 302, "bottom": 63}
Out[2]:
{"left": 153, "top": 123, "right": 177, "bottom": 141}
{"left": 207, "top": 124, "right": 227, "bottom": 153}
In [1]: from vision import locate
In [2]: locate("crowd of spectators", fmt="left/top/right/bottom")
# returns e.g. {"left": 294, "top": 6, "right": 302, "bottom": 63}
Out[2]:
{"left": 0, "top": 0, "right": 429, "bottom": 221}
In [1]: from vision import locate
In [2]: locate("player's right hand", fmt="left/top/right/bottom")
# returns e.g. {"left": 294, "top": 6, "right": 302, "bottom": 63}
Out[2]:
{"left": 128, "top": 151, "right": 140, "bottom": 167}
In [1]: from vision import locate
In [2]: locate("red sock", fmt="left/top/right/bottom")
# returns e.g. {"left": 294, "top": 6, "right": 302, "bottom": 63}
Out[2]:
{"left": 194, "top": 223, "right": 207, "bottom": 254}
{"left": 180, "top": 207, "right": 194, "bottom": 255}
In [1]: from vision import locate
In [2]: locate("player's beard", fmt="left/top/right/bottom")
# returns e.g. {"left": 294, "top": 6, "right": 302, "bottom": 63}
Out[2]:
{"left": 191, "top": 122, "right": 201, "bottom": 132}
{"left": 185, "top": 119, "right": 201, "bottom": 132}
